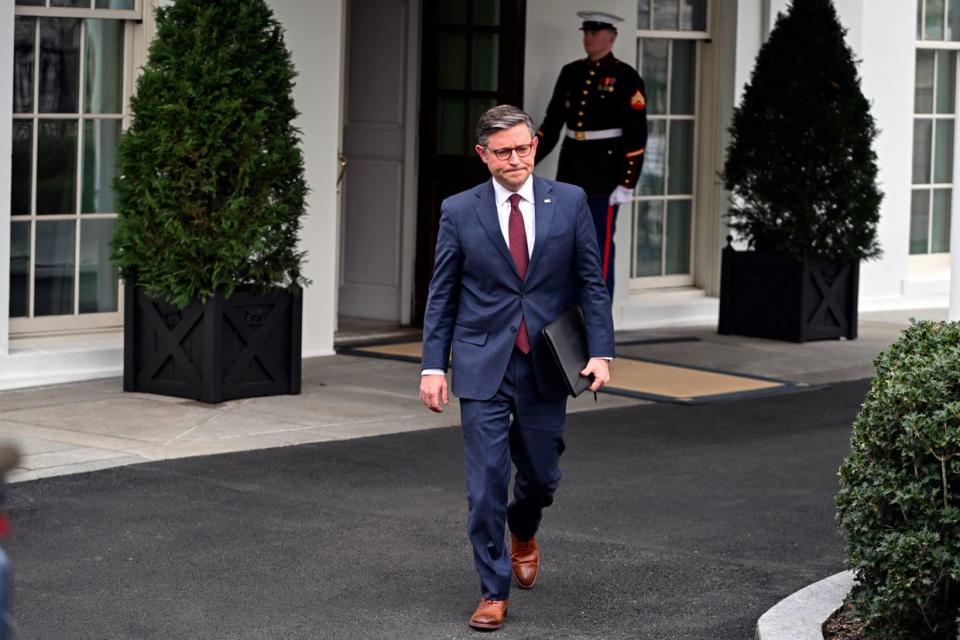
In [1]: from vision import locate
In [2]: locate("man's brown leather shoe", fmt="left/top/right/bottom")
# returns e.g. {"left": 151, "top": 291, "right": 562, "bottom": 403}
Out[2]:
{"left": 469, "top": 597, "right": 508, "bottom": 630}
{"left": 511, "top": 534, "right": 539, "bottom": 589}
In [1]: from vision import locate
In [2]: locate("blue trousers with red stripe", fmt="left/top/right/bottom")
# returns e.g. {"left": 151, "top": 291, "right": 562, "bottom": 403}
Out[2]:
{"left": 587, "top": 196, "right": 618, "bottom": 296}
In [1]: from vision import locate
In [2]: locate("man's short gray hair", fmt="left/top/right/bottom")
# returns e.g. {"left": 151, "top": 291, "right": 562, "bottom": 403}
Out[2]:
{"left": 475, "top": 105, "right": 536, "bottom": 146}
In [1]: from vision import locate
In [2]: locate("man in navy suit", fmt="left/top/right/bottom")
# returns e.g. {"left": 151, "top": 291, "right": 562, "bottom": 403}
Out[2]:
{"left": 419, "top": 105, "right": 615, "bottom": 631}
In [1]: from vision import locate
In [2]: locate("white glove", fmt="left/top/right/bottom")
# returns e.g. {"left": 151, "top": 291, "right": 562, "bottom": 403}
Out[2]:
{"left": 608, "top": 185, "right": 634, "bottom": 206}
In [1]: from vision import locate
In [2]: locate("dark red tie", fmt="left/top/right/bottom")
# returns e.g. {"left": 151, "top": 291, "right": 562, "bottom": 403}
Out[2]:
{"left": 508, "top": 193, "right": 530, "bottom": 354}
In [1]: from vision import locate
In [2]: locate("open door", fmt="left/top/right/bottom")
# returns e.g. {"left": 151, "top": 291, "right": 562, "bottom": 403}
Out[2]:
{"left": 412, "top": 0, "right": 526, "bottom": 324}
{"left": 339, "top": 0, "right": 417, "bottom": 324}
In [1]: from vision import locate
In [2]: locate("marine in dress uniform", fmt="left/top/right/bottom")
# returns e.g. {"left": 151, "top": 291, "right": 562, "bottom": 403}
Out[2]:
{"left": 535, "top": 10, "right": 648, "bottom": 296}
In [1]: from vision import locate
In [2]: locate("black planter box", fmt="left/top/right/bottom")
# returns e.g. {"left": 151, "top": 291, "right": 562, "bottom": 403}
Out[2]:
{"left": 123, "top": 282, "right": 302, "bottom": 403}
{"left": 718, "top": 244, "right": 859, "bottom": 343}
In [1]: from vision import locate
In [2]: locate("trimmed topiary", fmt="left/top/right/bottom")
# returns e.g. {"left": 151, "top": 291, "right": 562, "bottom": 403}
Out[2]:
{"left": 723, "top": 0, "right": 882, "bottom": 262}
{"left": 111, "top": 0, "right": 308, "bottom": 307}
{"left": 837, "top": 321, "right": 960, "bottom": 639}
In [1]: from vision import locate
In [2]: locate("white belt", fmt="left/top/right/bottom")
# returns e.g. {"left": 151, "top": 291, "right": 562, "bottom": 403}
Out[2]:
{"left": 566, "top": 127, "right": 623, "bottom": 141}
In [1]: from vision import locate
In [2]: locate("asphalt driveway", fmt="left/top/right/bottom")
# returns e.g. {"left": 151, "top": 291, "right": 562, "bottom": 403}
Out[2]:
{"left": 6, "top": 379, "right": 868, "bottom": 639}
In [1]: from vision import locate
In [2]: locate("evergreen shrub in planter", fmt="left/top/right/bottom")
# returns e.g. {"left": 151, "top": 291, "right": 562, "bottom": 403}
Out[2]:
{"left": 112, "top": 0, "right": 308, "bottom": 403}
{"left": 837, "top": 321, "right": 960, "bottom": 639}
{"left": 719, "top": 0, "right": 882, "bottom": 342}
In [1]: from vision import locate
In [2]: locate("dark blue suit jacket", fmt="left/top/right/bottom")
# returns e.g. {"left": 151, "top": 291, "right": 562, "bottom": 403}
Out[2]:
{"left": 422, "top": 176, "right": 615, "bottom": 401}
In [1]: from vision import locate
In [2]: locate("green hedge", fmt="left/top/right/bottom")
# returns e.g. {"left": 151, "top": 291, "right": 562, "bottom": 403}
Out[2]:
{"left": 837, "top": 321, "right": 960, "bottom": 639}
{"left": 111, "top": 0, "right": 308, "bottom": 307}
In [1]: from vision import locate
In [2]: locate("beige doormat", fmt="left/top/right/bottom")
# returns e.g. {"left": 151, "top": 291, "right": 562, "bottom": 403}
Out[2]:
{"left": 337, "top": 341, "right": 807, "bottom": 404}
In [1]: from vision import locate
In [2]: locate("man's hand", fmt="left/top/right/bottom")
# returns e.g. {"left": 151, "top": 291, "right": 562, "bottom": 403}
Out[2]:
{"left": 420, "top": 374, "right": 449, "bottom": 413}
{"left": 608, "top": 185, "right": 633, "bottom": 206}
{"left": 580, "top": 357, "right": 611, "bottom": 392}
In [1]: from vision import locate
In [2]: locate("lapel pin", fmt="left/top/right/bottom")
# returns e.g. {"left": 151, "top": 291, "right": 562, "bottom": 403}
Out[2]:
{"left": 544, "top": 198, "right": 551, "bottom": 203}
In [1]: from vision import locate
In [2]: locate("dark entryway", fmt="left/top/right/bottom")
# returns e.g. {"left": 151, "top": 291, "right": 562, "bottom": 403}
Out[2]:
{"left": 412, "top": 0, "right": 527, "bottom": 324}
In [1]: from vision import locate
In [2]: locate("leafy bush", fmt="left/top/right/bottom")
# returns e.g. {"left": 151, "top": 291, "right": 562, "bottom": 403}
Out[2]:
{"left": 722, "top": 0, "right": 882, "bottom": 262}
{"left": 837, "top": 321, "right": 960, "bottom": 639}
{"left": 111, "top": 0, "right": 308, "bottom": 307}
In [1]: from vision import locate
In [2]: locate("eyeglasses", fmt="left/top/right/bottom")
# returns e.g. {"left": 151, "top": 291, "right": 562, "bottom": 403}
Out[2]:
{"left": 486, "top": 142, "right": 534, "bottom": 161}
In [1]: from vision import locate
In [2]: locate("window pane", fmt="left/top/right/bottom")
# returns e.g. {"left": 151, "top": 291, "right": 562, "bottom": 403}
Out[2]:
{"left": 665, "top": 200, "right": 691, "bottom": 274}
{"left": 928, "top": 0, "right": 946, "bottom": 40}
{"left": 951, "top": 0, "right": 960, "bottom": 40}
{"left": 16, "top": 0, "right": 45, "bottom": 5}
{"left": 913, "top": 119, "right": 933, "bottom": 184}
{"left": 14, "top": 17, "right": 35, "bottom": 114}
{"left": 36, "top": 119, "right": 79, "bottom": 215}
{"left": 472, "top": 0, "right": 499, "bottom": 26}
{"left": 12, "top": 121, "right": 33, "bottom": 215}
{"left": 916, "top": 50, "right": 935, "bottom": 113}
{"left": 910, "top": 189, "right": 931, "bottom": 254}
{"left": 437, "top": 98, "right": 465, "bottom": 155}
{"left": 471, "top": 34, "right": 498, "bottom": 91}
{"left": 39, "top": 18, "right": 82, "bottom": 114}
{"left": 82, "top": 119, "right": 121, "bottom": 213}
{"left": 34, "top": 219, "right": 76, "bottom": 316}
{"left": 84, "top": 19, "right": 124, "bottom": 114}
{"left": 79, "top": 218, "right": 118, "bottom": 313}
{"left": 638, "top": 0, "right": 651, "bottom": 29}
{"left": 51, "top": 0, "right": 90, "bottom": 6}
{"left": 668, "top": 120, "right": 694, "bottom": 194}
{"left": 682, "top": 0, "right": 708, "bottom": 31}
{"left": 469, "top": 98, "right": 496, "bottom": 145}
{"left": 653, "top": 0, "right": 680, "bottom": 30}
{"left": 640, "top": 39, "right": 668, "bottom": 114}
{"left": 936, "top": 50, "right": 956, "bottom": 113}
{"left": 639, "top": 119, "right": 666, "bottom": 195}
{"left": 95, "top": 0, "right": 135, "bottom": 8}
{"left": 437, "top": 33, "right": 466, "bottom": 90}
{"left": 935, "top": 119, "right": 954, "bottom": 183}
{"left": 10, "top": 222, "right": 31, "bottom": 318}
{"left": 670, "top": 40, "right": 696, "bottom": 115}
{"left": 633, "top": 200, "right": 663, "bottom": 277}
{"left": 439, "top": 0, "right": 468, "bottom": 25}
{"left": 932, "top": 189, "right": 952, "bottom": 252}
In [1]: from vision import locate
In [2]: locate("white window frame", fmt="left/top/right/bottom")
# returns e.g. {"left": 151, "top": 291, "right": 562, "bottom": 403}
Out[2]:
{"left": 14, "top": 0, "right": 142, "bottom": 21}
{"left": 630, "top": 3, "right": 710, "bottom": 291}
{"left": 638, "top": 0, "right": 710, "bottom": 40}
{"left": 911, "top": 0, "right": 960, "bottom": 270}
{"left": 10, "top": 1, "right": 143, "bottom": 336}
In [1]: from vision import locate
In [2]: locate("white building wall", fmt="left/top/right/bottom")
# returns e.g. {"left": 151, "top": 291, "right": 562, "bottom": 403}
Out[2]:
{"left": 526, "top": 1, "right": 936, "bottom": 327}
{"left": 734, "top": 0, "right": 932, "bottom": 310}
{"left": 0, "top": 0, "right": 343, "bottom": 390}
{"left": 734, "top": 0, "right": 765, "bottom": 104}
{"left": 0, "top": 0, "right": 940, "bottom": 390}
{"left": 270, "top": 0, "right": 343, "bottom": 358}
{"left": 772, "top": 0, "right": 921, "bottom": 308}
{"left": 851, "top": 1, "right": 918, "bottom": 308}
{"left": 524, "top": 0, "right": 638, "bottom": 177}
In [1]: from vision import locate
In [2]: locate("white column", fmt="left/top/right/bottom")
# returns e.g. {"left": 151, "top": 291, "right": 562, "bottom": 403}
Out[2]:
{"left": 0, "top": 0, "right": 14, "bottom": 357}
{"left": 950, "top": 205, "right": 960, "bottom": 319}
{"left": 269, "top": 0, "right": 344, "bottom": 357}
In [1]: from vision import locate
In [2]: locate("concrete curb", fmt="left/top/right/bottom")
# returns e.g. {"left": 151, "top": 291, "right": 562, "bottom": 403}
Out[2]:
{"left": 756, "top": 570, "right": 854, "bottom": 640}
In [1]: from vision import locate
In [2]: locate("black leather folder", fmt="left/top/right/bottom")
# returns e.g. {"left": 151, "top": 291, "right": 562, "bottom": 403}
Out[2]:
{"left": 541, "top": 306, "right": 593, "bottom": 397}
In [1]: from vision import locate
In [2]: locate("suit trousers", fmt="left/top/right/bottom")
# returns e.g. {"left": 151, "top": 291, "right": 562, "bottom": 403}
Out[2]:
{"left": 459, "top": 348, "right": 567, "bottom": 600}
